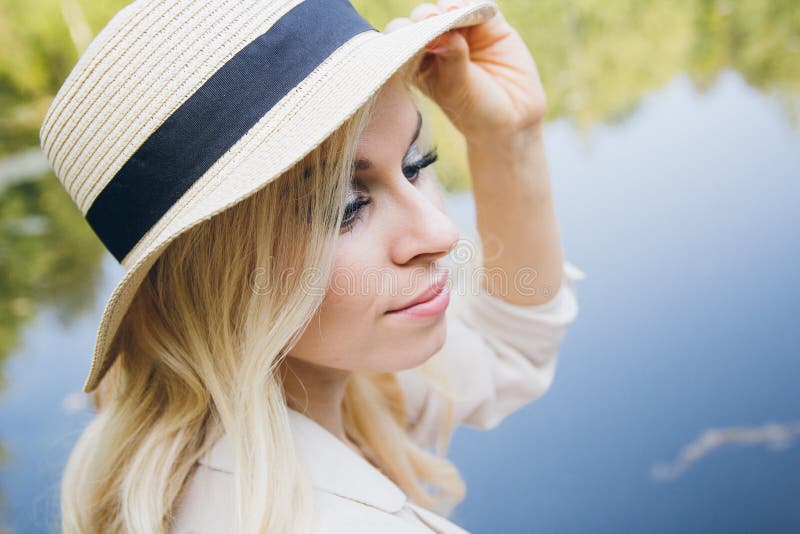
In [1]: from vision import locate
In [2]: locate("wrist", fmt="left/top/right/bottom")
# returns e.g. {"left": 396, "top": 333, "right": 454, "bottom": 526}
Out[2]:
{"left": 465, "top": 121, "right": 552, "bottom": 199}
{"left": 465, "top": 122, "right": 545, "bottom": 154}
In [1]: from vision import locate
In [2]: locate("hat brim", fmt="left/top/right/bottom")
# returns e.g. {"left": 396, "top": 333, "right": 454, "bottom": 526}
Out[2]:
{"left": 83, "top": 0, "right": 499, "bottom": 393}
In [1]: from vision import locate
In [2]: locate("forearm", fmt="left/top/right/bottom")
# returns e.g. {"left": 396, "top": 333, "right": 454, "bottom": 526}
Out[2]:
{"left": 465, "top": 126, "right": 564, "bottom": 306}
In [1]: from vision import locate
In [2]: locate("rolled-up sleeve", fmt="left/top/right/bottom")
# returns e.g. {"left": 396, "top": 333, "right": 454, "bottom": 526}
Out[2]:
{"left": 396, "top": 260, "right": 585, "bottom": 449}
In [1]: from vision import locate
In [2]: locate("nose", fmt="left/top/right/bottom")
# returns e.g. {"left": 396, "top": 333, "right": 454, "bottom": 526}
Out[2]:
{"left": 388, "top": 182, "right": 460, "bottom": 267}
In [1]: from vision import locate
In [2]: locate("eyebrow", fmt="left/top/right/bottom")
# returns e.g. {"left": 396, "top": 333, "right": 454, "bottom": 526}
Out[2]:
{"left": 354, "top": 109, "right": 422, "bottom": 171}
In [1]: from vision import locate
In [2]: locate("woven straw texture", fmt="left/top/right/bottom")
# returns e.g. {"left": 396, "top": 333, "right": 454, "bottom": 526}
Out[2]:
{"left": 39, "top": 0, "right": 499, "bottom": 393}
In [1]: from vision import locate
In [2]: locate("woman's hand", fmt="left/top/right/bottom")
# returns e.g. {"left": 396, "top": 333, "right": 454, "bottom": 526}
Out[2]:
{"left": 385, "top": 0, "right": 546, "bottom": 144}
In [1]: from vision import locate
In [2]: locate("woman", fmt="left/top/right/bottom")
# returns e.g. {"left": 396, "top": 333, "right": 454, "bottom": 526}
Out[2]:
{"left": 42, "top": 0, "right": 584, "bottom": 532}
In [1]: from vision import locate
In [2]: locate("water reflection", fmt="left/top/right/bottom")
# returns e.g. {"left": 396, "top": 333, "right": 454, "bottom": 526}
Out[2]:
{"left": 359, "top": 0, "right": 800, "bottom": 128}
{"left": 651, "top": 420, "right": 800, "bottom": 482}
{"left": 0, "top": 176, "right": 104, "bottom": 381}
{"left": 0, "top": 0, "right": 798, "bottom": 532}
{"left": 448, "top": 70, "right": 800, "bottom": 533}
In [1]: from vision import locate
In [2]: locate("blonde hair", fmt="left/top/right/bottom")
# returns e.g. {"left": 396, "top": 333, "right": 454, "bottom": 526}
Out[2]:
{"left": 60, "top": 65, "right": 465, "bottom": 534}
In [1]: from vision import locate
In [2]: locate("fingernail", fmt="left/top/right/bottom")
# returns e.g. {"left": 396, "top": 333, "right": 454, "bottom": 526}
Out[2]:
{"left": 425, "top": 36, "right": 446, "bottom": 50}
{"left": 427, "top": 46, "right": 448, "bottom": 54}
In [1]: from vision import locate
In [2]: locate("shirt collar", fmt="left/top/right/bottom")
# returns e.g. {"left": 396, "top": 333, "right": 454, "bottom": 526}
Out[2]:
{"left": 198, "top": 406, "right": 408, "bottom": 513}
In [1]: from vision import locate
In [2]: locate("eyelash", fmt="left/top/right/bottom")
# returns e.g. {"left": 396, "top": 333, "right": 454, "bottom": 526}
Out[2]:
{"left": 340, "top": 145, "right": 438, "bottom": 233}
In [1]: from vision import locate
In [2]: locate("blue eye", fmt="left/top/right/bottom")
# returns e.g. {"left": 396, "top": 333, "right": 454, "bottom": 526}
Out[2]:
{"left": 340, "top": 144, "right": 439, "bottom": 233}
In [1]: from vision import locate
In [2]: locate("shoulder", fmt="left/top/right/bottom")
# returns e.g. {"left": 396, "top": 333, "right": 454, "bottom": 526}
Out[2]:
{"left": 170, "top": 464, "right": 234, "bottom": 534}
{"left": 170, "top": 464, "right": 431, "bottom": 534}
{"left": 312, "top": 492, "right": 434, "bottom": 534}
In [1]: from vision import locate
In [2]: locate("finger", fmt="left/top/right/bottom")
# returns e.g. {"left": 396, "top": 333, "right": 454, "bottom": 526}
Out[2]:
{"left": 437, "top": 0, "right": 465, "bottom": 12}
{"left": 384, "top": 17, "right": 412, "bottom": 33}
{"left": 409, "top": 3, "right": 441, "bottom": 23}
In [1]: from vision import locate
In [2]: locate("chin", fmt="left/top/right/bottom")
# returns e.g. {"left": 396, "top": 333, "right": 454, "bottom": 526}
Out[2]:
{"left": 383, "top": 319, "right": 448, "bottom": 372}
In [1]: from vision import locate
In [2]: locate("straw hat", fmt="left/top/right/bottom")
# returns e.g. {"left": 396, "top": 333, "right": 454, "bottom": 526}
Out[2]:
{"left": 39, "top": 0, "right": 499, "bottom": 394}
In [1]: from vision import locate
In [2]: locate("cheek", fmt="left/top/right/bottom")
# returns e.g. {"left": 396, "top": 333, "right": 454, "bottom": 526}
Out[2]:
{"left": 325, "top": 259, "right": 376, "bottom": 314}
{"left": 324, "top": 213, "right": 400, "bottom": 313}
{"left": 291, "top": 241, "right": 386, "bottom": 367}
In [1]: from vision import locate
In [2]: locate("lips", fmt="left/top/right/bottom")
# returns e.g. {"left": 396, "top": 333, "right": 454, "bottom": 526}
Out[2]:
{"left": 387, "top": 271, "right": 450, "bottom": 313}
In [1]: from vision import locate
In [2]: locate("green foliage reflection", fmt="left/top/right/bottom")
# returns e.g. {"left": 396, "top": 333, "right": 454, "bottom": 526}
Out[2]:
{"left": 0, "top": 0, "right": 796, "bottom": 364}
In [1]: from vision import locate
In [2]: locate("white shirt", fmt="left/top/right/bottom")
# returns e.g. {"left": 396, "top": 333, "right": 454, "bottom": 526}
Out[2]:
{"left": 171, "top": 261, "right": 585, "bottom": 533}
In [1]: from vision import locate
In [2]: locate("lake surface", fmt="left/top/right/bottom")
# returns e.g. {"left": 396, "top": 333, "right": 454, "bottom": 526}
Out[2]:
{"left": 447, "top": 70, "right": 800, "bottom": 533}
{"left": 1, "top": 69, "right": 798, "bottom": 532}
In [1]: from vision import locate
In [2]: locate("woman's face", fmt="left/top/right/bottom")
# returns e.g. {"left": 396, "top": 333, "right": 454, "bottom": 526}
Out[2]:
{"left": 289, "top": 74, "right": 460, "bottom": 373}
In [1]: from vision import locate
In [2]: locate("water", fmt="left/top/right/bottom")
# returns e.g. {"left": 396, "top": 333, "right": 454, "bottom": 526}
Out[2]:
{"left": 447, "top": 71, "right": 800, "bottom": 533}
{"left": 1, "top": 70, "right": 798, "bottom": 532}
